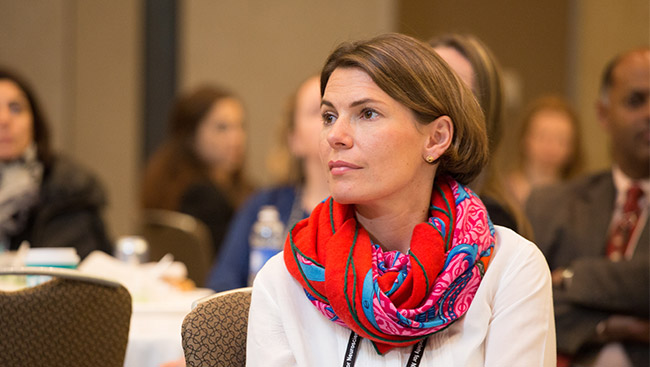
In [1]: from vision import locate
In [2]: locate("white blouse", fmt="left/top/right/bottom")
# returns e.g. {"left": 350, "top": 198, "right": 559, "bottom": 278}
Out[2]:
{"left": 246, "top": 226, "right": 556, "bottom": 367}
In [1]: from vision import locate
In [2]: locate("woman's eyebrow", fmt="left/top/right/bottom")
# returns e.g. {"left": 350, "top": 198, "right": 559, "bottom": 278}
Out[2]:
{"left": 321, "top": 98, "right": 385, "bottom": 108}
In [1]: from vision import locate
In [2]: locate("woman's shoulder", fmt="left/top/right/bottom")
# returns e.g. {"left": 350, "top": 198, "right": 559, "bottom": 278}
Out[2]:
{"left": 490, "top": 226, "right": 550, "bottom": 277}
{"left": 179, "top": 181, "right": 234, "bottom": 219}
{"left": 475, "top": 226, "right": 552, "bottom": 317}
{"left": 41, "top": 155, "right": 107, "bottom": 205}
{"left": 252, "top": 251, "right": 297, "bottom": 294}
{"left": 183, "top": 180, "right": 224, "bottom": 198}
{"left": 493, "top": 225, "right": 541, "bottom": 254}
{"left": 181, "top": 180, "right": 246, "bottom": 209}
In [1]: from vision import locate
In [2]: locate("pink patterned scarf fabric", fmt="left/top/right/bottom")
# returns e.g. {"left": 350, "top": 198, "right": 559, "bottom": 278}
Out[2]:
{"left": 284, "top": 176, "right": 495, "bottom": 354}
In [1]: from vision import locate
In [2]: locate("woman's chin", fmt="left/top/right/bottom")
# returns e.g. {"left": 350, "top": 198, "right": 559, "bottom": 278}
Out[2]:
{"left": 329, "top": 192, "right": 356, "bottom": 205}
{"left": 330, "top": 190, "right": 374, "bottom": 206}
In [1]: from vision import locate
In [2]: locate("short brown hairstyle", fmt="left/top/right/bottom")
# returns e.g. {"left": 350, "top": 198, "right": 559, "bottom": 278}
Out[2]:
{"left": 429, "top": 34, "right": 504, "bottom": 154}
{"left": 320, "top": 33, "right": 488, "bottom": 185}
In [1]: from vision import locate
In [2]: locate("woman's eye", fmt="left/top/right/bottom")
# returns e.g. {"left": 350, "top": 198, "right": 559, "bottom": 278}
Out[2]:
{"left": 8, "top": 102, "right": 24, "bottom": 114}
{"left": 214, "top": 123, "right": 229, "bottom": 132}
{"left": 361, "top": 108, "right": 378, "bottom": 120}
{"left": 322, "top": 113, "right": 336, "bottom": 125}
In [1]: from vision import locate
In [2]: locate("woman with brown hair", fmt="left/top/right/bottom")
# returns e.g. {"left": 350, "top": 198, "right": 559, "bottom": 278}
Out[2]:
{"left": 0, "top": 68, "right": 111, "bottom": 258}
{"left": 246, "top": 34, "right": 554, "bottom": 366}
{"left": 141, "top": 85, "right": 252, "bottom": 256}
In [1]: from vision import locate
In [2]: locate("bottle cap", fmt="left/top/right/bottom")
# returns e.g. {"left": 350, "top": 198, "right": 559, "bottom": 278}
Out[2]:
{"left": 258, "top": 205, "right": 280, "bottom": 222}
{"left": 115, "top": 236, "right": 149, "bottom": 264}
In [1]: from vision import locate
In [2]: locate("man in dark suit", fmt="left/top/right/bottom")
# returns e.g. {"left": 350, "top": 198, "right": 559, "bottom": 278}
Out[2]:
{"left": 527, "top": 48, "right": 649, "bottom": 366}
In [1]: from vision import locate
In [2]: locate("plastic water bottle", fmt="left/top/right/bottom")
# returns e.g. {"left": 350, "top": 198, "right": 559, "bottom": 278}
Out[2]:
{"left": 114, "top": 236, "right": 149, "bottom": 265}
{"left": 248, "top": 205, "right": 285, "bottom": 285}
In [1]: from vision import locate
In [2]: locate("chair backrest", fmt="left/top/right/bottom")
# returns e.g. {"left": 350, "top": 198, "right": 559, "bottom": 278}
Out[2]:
{"left": 182, "top": 287, "right": 253, "bottom": 367}
{"left": 0, "top": 267, "right": 132, "bottom": 367}
{"left": 140, "top": 209, "right": 214, "bottom": 286}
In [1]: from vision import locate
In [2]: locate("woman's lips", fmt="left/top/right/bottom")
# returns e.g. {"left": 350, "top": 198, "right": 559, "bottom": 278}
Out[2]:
{"left": 328, "top": 160, "right": 361, "bottom": 175}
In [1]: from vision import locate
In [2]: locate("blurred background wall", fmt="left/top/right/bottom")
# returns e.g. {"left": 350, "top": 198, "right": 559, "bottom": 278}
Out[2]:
{"left": 0, "top": 0, "right": 648, "bottom": 240}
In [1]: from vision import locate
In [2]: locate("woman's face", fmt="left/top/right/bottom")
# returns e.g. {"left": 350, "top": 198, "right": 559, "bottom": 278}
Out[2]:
{"left": 525, "top": 109, "right": 575, "bottom": 173}
{"left": 433, "top": 46, "right": 477, "bottom": 93}
{"left": 289, "top": 76, "right": 322, "bottom": 161}
{"left": 319, "top": 67, "right": 431, "bottom": 205}
{"left": 0, "top": 80, "right": 34, "bottom": 161}
{"left": 195, "top": 97, "right": 246, "bottom": 173}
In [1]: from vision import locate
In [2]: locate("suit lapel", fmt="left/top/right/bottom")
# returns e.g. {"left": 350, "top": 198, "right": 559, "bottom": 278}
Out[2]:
{"left": 576, "top": 173, "right": 615, "bottom": 256}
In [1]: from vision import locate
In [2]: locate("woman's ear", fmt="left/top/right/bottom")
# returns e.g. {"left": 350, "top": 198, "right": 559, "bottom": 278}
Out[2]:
{"left": 423, "top": 115, "right": 453, "bottom": 162}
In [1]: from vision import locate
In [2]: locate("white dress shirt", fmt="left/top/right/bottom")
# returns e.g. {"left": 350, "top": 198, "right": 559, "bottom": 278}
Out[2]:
{"left": 246, "top": 226, "right": 556, "bottom": 367}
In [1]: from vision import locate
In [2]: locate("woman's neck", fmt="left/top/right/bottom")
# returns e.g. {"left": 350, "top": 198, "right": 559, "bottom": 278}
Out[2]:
{"left": 301, "top": 157, "right": 329, "bottom": 211}
{"left": 354, "top": 185, "right": 431, "bottom": 254}
{"left": 209, "top": 167, "right": 231, "bottom": 188}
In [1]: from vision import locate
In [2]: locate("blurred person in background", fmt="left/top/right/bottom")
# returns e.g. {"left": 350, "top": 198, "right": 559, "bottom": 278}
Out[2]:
{"left": 206, "top": 75, "right": 329, "bottom": 291}
{"left": 430, "top": 34, "right": 532, "bottom": 239}
{"left": 527, "top": 48, "right": 649, "bottom": 367}
{"left": 507, "top": 95, "right": 584, "bottom": 207}
{"left": 141, "top": 85, "right": 252, "bottom": 257}
{"left": 0, "top": 68, "right": 111, "bottom": 258}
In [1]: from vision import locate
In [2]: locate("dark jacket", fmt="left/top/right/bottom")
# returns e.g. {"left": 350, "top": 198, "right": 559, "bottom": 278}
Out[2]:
{"left": 9, "top": 155, "right": 112, "bottom": 258}
{"left": 527, "top": 171, "right": 649, "bottom": 365}
{"left": 178, "top": 181, "right": 235, "bottom": 257}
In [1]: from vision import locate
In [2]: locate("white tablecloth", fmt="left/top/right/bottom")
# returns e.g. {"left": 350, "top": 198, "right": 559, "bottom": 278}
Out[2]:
{"left": 124, "top": 288, "right": 213, "bottom": 367}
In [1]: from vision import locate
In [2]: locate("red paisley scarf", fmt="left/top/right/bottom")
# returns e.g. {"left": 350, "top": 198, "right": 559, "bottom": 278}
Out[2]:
{"left": 284, "top": 176, "right": 495, "bottom": 354}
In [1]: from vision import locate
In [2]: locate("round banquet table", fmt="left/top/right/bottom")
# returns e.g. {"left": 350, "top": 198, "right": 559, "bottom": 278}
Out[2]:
{"left": 124, "top": 288, "right": 213, "bottom": 367}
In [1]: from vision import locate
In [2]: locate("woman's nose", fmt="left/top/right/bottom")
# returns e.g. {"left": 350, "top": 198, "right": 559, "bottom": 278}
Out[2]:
{"left": 231, "top": 127, "right": 246, "bottom": 147}
{"left": 326, "top": 116, "right": 353, "bottom": 149}
{"left": 0, "top": 106, "right": 10, "bottom": 126}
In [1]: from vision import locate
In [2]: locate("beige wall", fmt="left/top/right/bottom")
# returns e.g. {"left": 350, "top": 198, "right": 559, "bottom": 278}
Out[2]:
{"left": 72, "top": 1, "right": 142, "bottom": 237}
{"left": 0, "top": 0, "right": 142, "bottom": 239}
{"left": 0, "top": 0, "right": 74, "bottom": 152}
{"left": 179, "top": 0, "right": 397, "bottom": 186}
{"left": 397, "top": 0, "right": 650, "bottom": 173}
{"left": 570, "top": 0, "right": 650, "bottom": 172}
{"left": 1, "top": 0, "right": 647, "bottom": 241}
{"left": 398, "top": 0, "right": 570, "bottom": 113}
{"left": 397, "top": 0, "right": 571, "bottom": 171}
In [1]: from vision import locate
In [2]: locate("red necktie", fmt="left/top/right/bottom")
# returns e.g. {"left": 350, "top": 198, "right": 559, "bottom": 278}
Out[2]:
{"left": 606, "top": 184, "right": 644, "bottom": 261}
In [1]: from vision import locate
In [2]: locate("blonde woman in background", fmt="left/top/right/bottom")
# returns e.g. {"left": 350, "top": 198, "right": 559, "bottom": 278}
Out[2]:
{"left": 206, "top": 75, "right": 329, "bottom": 291}
{"left": 429, "top": 34, "right": 532, "bottom": 239}
{"left": 507, "top": 95, "right": 584, "bottom": 207}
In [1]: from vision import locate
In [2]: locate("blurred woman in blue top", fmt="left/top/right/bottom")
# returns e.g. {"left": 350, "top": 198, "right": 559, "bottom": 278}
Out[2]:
{"left": 207, "top": 75, "right": 329, "bottom": 291}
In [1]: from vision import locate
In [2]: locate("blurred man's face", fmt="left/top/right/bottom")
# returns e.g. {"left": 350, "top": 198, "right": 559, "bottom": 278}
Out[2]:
{"left": 598, "top": 50, "right": 650, "bottom": 179}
